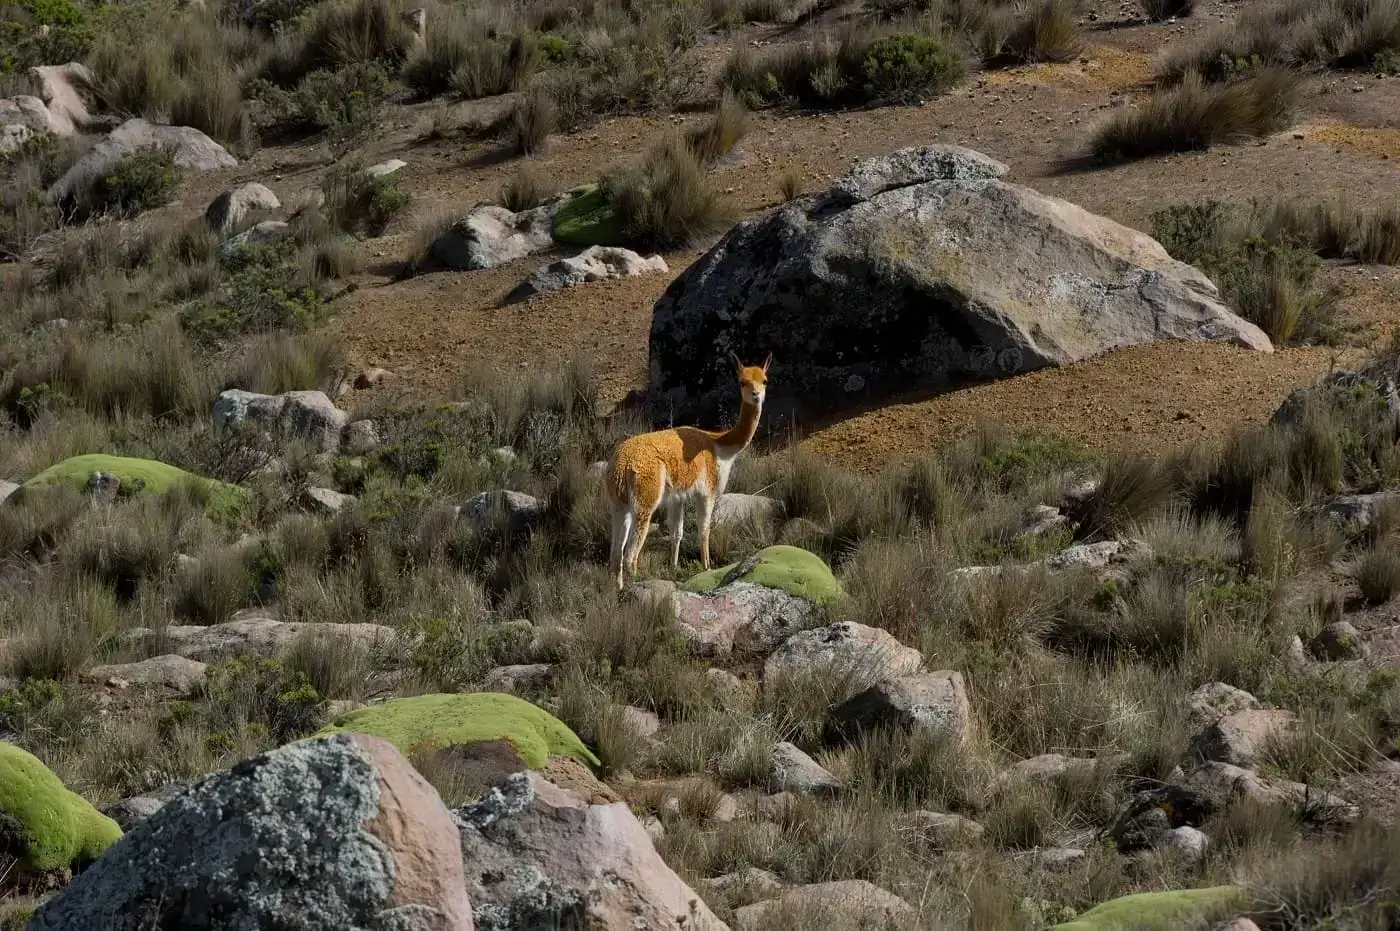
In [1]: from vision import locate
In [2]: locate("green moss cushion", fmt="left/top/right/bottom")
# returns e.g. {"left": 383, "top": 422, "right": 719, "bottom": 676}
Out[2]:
{"left": 682, "top": 545, "right": 845, "bottom": 605}
{"left": 551, "top": 185, "right": 623, "bottom": 247}
{"left": 1052, "top": 886, "right": 1244, "bottom": 931}
{"left": 0, "top": 742, "right": 122, "bottom": 872}
{"left": 320, "top": 692, "right": 600, "bottom": 770}
{"left": 18, "top": 454, "right": 249, "bottom": 522}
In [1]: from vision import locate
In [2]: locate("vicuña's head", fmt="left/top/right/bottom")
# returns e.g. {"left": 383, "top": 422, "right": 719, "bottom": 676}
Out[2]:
{"left": 729, "top": 352, "right": 772, "bottom": 407}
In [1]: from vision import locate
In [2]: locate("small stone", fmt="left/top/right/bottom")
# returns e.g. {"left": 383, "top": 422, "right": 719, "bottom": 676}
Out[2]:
{"left": 901, "top": 810, "right": 983, "bottom": 847}
{"left": 303, "top": 486, "right": 355, "bottom": 515}
{"left": 1188, "top": 682, "right": 1259, "bottom": 725}
{"left": 353, "top": 367, "right": 392, "bottom": 389}
{"left": 365, "top": 159, "right": 406, "bottom": 177}
{"left": 713, "top": 793, "right": 739, "bottom": 823}
{"left": 481, "top": 663, "right": 554, "bottom": 694}
{"left": 342, "top": 420, "right": 381, "bottom": 455}
{"left": 1159, "top": 825, "right": 1208, "bottom": 862}
{"left": 1309, "top": 621, "right": 1367, "bottom": 661}
{"left": 770, "top": 742, "right": 842, "bottom": 794}
{"left": 698, "top": 867, "right": 784, "bottom": 903}
{"left": 621, "top": 705, "right": 661, "bottom": 741}
{"left": 1033, "top": 847, "right": 1085, "bottom": 869}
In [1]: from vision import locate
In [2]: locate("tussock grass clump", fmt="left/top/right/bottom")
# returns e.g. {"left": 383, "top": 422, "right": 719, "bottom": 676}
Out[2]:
{"left": 1355, "top": 546, "right": 1400, "bottom": 604}
{"left": 321, "top": 161, "right": 410, "bottom": 237}
{"left": 509, "top": 88, "right": 557, "bottom": 156}
{"left": 1150, "top": 198, "right": 1338, "bottom": 346}
{"left": 1249, "top": 199, "right": 1400, "bottom": 266}
{"left": 282, "top": 0, "right": 416, "bottom": 79}
{"left": 499, "top": 163, "right": 557, "bottom": 213}
{"left": 600, "top": 136, "right": 735, "bottom": 250}
{"left": 1090, "top": 68, "right": 1300, "bottom": 162}
{"left": 1157, "top": 0, "right": 1400, "bottom": 83}
{"left": 683, "top": 92, "right": 750, "bottom": 164}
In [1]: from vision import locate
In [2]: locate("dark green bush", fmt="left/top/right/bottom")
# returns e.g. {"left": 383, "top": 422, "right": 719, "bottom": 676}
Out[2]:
{"left": 90, "top": 146, "right": 184, "bottom": 218}
{"left": 862, "top": 33, "right": 967, "bottom": 104}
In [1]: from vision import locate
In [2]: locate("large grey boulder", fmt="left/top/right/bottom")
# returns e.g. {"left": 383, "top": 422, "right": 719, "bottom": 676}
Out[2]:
{"left": 212, "top": 388, "right": 348, "bottom": 452}
{"left": 461, "top": 490, "right": 543, "bottom": 536}
{"left": 48, "top": 118, "right": 236, "bottom": 205}
{"left": 30, "top": 733, "right": 474, "bottom": 931}
{"left": 645, "top": 145, "right": 1272, "bottom": 433}
{"left": 1319, "top": 491, "right": 1400, "bottom": 534}
{"left": 430, "top": 202, "right": 557, "bottom": 270}
{"left": 763, "top": 621, "right": 922, "bottom": 688}
{"left": 29, "top": 63, "right": 92, "bottom": 134}
{"left": 205, "top": 182, "right": 281, "bottom": 234}
{"left": 826, "top": 670, "right": 972, "bottom": 745}
{"left": 507, "top": 246, "right": 669, "bottom": 303}
{"left": 670, "top": 582, "right": 815, "bottom": 656}
{"left": 1190, "top": 709, "right": 1299, "bottom": 768}
{"left": 456, "top": 771, "right": 726, "bottom": 930}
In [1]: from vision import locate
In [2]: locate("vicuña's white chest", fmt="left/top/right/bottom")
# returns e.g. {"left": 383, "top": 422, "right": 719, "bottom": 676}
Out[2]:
{"left": 715, "top": 450, "right": 739, "bottom": 495}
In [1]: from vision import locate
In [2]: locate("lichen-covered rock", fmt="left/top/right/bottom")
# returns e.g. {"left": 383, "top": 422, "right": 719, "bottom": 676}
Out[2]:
{"left": 763, "top": 621, "right": 923, "bottom": 687}
{"left": 646, "top": 147, "right": 1271, "bottom": 435}
{"left": 682, "top": 545, "right": 844, "bottom": 605}
{"left": 731, "top": 880, "right": 913, "bottom": 931}
{"left": 1051, "top": 886, "right": 1244, "bottom": 931}
{"left": 461, "top": 490, "right": 542, "bottom": 536}
{"left": 47, "top": 118, "right": 236, "bottom": 206}
{"left": 481, "top": 664, "right": 554, "bottom": 694}
{"left": 828, "top": 144, "right": 1009, "bottom": 205}
{"left": 1309, "top": 621, "right": 1367, "bottom": 661}
{"left": 17, "top": 454, "right": 248, "bottom": 522}
{"left": 321, "top": 692, "right": 599, "bottom": 770}
{"left": 205, "top": 182, "right": 281, "bottom": 233}
{"left": 29, "top": 733, "right": 473, "bottom": 930}
{"left": 0, "top": 742, "right": 121, "bottom": 873}
{"left": 1188, "top": 682, "right": 1259, "bottom": 726}
{"left": 212, "top": 388, "right": 348, "bottom": 452}
{"left": 826, "top": 671, "right": 972, "bottom": 745}
{"left": 456, "top": 772, "right": 726, "bottom": 930}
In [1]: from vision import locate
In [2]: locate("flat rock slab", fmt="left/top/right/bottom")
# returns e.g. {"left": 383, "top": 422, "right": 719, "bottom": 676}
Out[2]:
{"left": 86, "top": 655, "right": 207, "bottom": 695}
{"left": 762, "top": 621, "right": 923, "bottom": 687}
{"left": 732, "top": 880, "right": 913, "bottom": 931}
{"left": 508, "top": 245, "right": 669, "bottom": 303}
{"left": 121, "top": 616, "right": 396, "bottom": 662}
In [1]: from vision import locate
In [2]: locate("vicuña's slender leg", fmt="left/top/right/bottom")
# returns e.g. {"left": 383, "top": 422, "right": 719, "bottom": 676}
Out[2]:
{"left": 698, "top": 494, "right": 715, "bottom": 569}
{"left": 628, "top": 511, "right": 654, "bottom": 576}
{"left": 666, "top": 498, "right": 684, "bottom": 568}
{"left": 610, "top": 506, "right": 634, "bottom": 591}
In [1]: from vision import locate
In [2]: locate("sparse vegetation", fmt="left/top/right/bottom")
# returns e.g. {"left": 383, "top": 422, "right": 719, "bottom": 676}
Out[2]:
{"left": 499, "top": 163, "right": 558, "bottom": 213}
{"left": 596, "top": 135, "right": 735, "bottom": 250}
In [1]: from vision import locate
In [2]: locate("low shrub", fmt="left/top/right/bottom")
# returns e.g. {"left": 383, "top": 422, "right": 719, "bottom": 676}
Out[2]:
{"left": 321, "top": 161, "right": 409, "bottom": 237}
{"left": 89, "top": 146, "right": 184, "bottom": 218}
{"left": 862, "top": 33, "right": 968, "bottom": 104}
{"left": 599, "top": 135, "right": 734, "bottom": 250}
{"left": 249, "top": 62, "right": 392, "bottom": 152}
{"left": 509, "top": 87, "right": 557, "bottom": 156}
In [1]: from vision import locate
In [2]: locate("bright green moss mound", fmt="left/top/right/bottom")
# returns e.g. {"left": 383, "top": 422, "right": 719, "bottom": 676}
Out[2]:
{"left": 551, "top": 185, "right": 624, "bottom": 247}
{"left": 682, "top": 544, "right": 845, "bottom": 605}
{"left": 0, "top": 742, "right": 122, "bottom": 872}
{"left": 1052, "top": 886, "right": 1245, "bottom": 931}
{"left": 19, "top": 454, "right": 249, "bottom": 521}
{"left": 320, "top": 692, "right": 600, "bottom": 769}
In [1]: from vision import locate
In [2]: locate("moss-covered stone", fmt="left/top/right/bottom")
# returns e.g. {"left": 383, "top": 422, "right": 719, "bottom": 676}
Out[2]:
{"left": 1051, "top": 886, "right": 1244, "bottom": 931}
{"left": 682, "top": 545, "right": 845, "bottom": 605}
{"left": 17, "top": 454, "right": 249, "bottom": 522}
{"left": 0, "top": 742, "right": 121, "bottom": 873}
{"left": 320, "top": 692, "right": 600, "bottom": 769}
{"left": 552, "top": 185, "right": 623, "bottom": 247}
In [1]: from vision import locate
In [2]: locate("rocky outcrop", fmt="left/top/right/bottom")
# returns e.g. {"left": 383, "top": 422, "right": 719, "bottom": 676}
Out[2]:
{"left": 30, "top": 63, "right": 92, "bottom": 134}
{"left": 826, "top": 671, "right": 972, "bottom": 745}
{"left": 456, "top": 772, "right": 726, "bottom": 930}
{"left": 30, "top": 734, "right": 474, "bottom": 930}
{"left": 507, "top": 246, "right": 668, "bottom": 303}
{"left": 47, "top": 119, "right": 236, "bottom": 206}
{"left": 762, "top": 621, "right": 923, "bottom": 688}
{"left": 205, "top": 182, "right": 281, "bottom": 234}
{"left": 430, "top": 202, "right": 558, "bottom": 270}
{"left": 120, "top": 612, "right": 395, "bottom": 662}
{"left": 646, "top": 145, "right": 1271, "bottom": 433}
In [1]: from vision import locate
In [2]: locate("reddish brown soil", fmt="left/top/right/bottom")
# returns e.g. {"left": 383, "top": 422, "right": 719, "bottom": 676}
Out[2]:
{"left": 182, "top": 0, "right": 1400, "bottom": 470}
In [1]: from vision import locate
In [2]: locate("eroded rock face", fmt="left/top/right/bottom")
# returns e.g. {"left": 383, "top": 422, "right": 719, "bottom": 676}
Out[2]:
{"left": 455, "top": 772, "right": 726, "bottom": 931}
{"left": 646, "top": 145, "right": 1271, "bottom": 434}
{"left": 30, "top": 733, "right": 473, "bottom": 931}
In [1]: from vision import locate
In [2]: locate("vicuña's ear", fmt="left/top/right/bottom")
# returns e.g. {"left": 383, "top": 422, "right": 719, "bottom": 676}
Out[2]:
{"left": 728, "top": 351, "right": 742, "bottom": 374}
{"left": 761, "top": 352, "right": 773, "bottom": 374}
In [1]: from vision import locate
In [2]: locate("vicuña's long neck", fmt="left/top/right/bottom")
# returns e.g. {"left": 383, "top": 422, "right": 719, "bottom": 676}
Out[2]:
{"left": 717, "top": 398, "right": 762, "bottom": 451}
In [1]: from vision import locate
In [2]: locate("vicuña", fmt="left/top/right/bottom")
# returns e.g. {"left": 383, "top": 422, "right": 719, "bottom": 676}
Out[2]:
{"left": 605, "top": 353, "right": 771, "bottom": 591}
